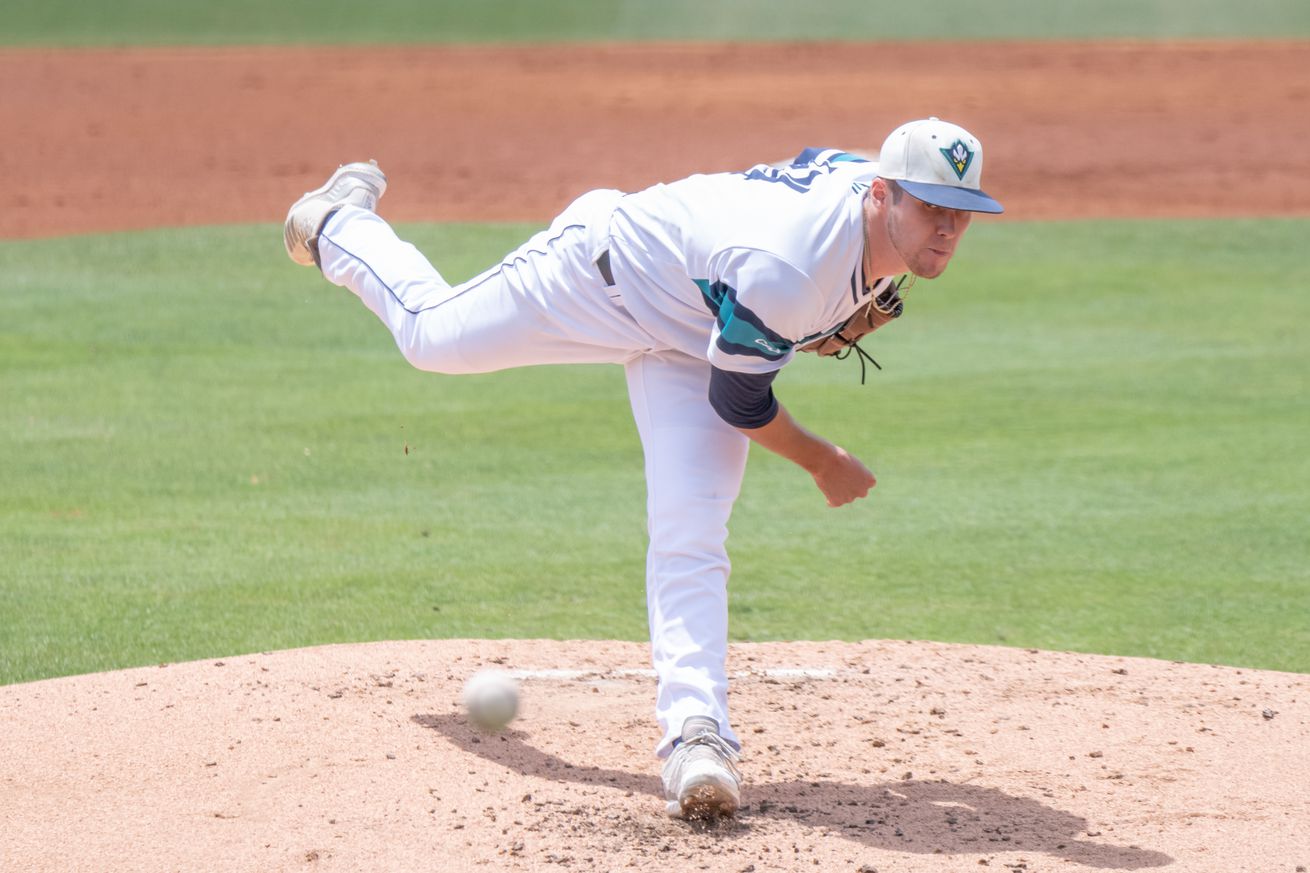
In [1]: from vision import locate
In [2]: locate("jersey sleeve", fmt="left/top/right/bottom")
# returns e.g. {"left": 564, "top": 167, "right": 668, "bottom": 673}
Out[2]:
{"left": 698, "top": 248, "right": 824, "bottom": 375}
{"left": 708, "top": 366, "right": 780, "bottom": 429}
{"left": 789, "top": 147, "right": 871, "bottom": 169}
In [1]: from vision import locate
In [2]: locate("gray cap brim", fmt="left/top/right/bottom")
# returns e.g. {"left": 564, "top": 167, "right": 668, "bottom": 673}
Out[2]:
{"left": 898, "top": 180, "right": 1004, "bottom": 214}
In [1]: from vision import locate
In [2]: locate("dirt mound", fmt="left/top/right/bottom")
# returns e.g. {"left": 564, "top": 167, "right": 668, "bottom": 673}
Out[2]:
{"left": 3, "top": 639, "right": 1306, "bottom": 871}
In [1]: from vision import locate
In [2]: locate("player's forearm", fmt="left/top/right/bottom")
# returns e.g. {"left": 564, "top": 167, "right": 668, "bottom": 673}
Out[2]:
{"left": 737, "top": 404, "right": 832, "bottom": 471}
{"left": 736, "top": 404, "right": 875, "bottom": 507}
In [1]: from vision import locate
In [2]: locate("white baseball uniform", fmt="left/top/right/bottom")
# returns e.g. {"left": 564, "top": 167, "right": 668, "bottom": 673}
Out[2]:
{"left": 317, "top": 149, "right": 889, "bottom": 756}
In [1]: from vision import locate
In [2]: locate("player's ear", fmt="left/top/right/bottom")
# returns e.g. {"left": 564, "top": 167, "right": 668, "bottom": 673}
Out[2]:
{"left": 869, "top": 177, "right": 889, "bottom": 205}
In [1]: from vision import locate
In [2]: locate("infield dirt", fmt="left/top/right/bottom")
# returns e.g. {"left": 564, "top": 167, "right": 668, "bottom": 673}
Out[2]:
{"left": 1, "top": 41, "right": 1309, "bottom": 239}
{"left": 2, "top": 40, "right": 1309, "bottom": 873}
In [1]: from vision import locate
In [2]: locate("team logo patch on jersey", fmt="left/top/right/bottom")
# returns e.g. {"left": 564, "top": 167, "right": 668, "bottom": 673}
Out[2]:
{"left": 940, "top": 139, "right": 974, "bottom": 180}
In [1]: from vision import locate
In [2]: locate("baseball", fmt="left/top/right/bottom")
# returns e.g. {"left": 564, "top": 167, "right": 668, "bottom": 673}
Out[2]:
{"left": 463, "top": 669, "right": 519, "bottom": 731}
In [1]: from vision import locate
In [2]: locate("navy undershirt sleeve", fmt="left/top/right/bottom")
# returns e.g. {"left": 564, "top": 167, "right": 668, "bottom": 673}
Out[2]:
{"left": 708, "top": 366, "right": 780, "bottom": 429}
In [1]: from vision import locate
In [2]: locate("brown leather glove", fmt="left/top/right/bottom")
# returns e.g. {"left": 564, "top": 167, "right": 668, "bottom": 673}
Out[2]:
{"left": 799, "top": 280, "right": 905, "bottom": 357}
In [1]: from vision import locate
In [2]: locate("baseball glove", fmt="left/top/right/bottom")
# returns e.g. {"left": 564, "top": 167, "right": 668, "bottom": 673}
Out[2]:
{"left": 798, "top": 277, "right": 907, "bottom": 381}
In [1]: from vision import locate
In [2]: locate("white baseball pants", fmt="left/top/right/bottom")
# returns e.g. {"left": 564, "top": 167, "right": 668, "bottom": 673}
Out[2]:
{"left": 317, "top": 193, "right": 748, "bottom": 756}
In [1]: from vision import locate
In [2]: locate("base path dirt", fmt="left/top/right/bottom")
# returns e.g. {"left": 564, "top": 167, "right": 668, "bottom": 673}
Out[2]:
{"left": 2, "top": 640, "right": 1307, "bottom": 872}
{"left": 2, "top": 40, "right": 1309, "bottom": 239}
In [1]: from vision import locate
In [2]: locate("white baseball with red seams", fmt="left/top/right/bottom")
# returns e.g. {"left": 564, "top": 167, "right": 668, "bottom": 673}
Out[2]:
{"left": 463, "top": 669, "right": 519, "bottom": 731}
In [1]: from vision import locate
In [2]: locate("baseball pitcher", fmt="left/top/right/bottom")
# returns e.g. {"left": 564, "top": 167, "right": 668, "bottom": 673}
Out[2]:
{"left": 283, "top": 117, "right": 1003, "bottom": 819}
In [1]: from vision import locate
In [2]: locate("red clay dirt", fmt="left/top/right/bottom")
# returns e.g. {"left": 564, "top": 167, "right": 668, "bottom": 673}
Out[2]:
{"left": 1, "top": 41, "right": 1309, "bottom": 239}
{"left": 3, "top": 41, "right": 1310, "bottom": 873}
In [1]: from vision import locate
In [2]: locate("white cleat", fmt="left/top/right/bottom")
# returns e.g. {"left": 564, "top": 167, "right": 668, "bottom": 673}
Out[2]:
{"left": 283, "top": 160, "right": 388, "bottom": 267}
{"left": 662, "top": 716, "right": 742, "bottom": 819}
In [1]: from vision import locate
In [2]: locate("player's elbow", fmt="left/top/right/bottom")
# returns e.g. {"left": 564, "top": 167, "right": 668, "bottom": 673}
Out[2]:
{"left": 708, "top": 366, "right": 781, "bottom": 429}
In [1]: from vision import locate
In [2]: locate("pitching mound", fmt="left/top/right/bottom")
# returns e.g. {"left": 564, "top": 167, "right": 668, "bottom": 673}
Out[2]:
{"left": 3, "top": 639, "right": 1306, "bottom": 871}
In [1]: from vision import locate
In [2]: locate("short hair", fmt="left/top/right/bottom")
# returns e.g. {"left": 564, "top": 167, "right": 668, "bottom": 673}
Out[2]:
{"left": 883, "top": 178, "right": 905, "bottom": 204}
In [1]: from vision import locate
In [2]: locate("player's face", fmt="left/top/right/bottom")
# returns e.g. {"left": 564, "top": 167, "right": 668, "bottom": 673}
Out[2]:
{"left": 885, "top": 192, "right": 974, "bottom": 279}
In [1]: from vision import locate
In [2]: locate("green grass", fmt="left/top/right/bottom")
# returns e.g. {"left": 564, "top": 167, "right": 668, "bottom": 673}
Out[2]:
{"left": 2, "top": 0, "right": 1308, "bottom": 45}
{"left": 2, "top": 217, "right": 1308, "bottom": 684}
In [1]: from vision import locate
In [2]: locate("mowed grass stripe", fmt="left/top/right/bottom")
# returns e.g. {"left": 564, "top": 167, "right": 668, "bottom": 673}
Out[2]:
{"left": 3, "top": 0, "right": 1309, "bottom": 45}
{"left": 1, "top": 218, "right": 1307, "bottom": 684}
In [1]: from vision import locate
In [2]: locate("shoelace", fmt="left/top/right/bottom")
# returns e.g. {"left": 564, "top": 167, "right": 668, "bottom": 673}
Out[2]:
{"left": 679, "top": 731, "right": 743, "bottom": 783}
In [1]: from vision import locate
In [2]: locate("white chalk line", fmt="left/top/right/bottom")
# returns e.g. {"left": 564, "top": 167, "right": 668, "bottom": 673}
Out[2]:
{"left": 507, "top": 667, "right": 840, "bottom": 681}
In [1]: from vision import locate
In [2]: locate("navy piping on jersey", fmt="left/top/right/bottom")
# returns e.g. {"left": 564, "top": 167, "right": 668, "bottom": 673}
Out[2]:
{"left": 790, "top": 147, "right": 870, "bottom": 168}
{"left": 794, "top": 321, "right": 845, "bottom": 349}
{"left": 319, "top": 219, "right": 587, "bottom": 317}
{"left": 708, "top": 366, "right": 780, "bottom": 429}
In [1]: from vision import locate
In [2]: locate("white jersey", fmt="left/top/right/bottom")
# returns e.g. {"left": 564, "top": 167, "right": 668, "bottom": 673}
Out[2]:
{"left": 607, "top": 149, "right": 895, "bottom": 375}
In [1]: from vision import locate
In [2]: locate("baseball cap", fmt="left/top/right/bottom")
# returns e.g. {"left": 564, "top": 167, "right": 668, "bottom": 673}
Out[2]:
{"left": 876, "top": 117, "right": 1004, "bottom": 214}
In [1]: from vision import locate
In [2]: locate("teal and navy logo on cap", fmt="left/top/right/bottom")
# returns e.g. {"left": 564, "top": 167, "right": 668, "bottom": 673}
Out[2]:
{"left": 940, "top": 139, "right": 974, "bottom": 180}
